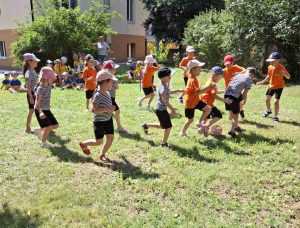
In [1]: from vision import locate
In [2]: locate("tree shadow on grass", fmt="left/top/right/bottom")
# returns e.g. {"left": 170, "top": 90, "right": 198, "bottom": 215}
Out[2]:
{"left": 93, "top": 155, "right": 160, "bottom": 180}
{"left": 0, "top": 203, "right": 41, "bottom": 228}
{"left": 242, "top": 119, "right": 274, "bottom": 129}
{"left": 279, "top": 120, "right": 300, "bottom": 127}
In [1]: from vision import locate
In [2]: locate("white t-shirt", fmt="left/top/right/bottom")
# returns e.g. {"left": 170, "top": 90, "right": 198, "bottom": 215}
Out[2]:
{"left": 97, "top": 41, "right": 110, "bottom": 56}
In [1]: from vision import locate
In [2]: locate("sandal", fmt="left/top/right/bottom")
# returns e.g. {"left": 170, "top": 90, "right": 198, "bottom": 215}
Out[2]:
{"left": 79, "top": 143, "right": 91, "bottom": 155}
{"left": 100, "top": 154, "right": 111, "bottom": 162}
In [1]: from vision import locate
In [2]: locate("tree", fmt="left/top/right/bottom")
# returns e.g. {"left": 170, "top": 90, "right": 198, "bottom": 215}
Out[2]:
{"left": 12, "top": 3, "right": 114, "bottom": 66}
{"left": 142, "top": 0, "right": 225, "bottom": 42}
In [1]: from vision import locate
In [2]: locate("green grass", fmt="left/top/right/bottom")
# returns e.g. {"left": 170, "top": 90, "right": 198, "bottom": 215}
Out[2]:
{"left": 0, "top": 70, "right": 299, "bottom": 227}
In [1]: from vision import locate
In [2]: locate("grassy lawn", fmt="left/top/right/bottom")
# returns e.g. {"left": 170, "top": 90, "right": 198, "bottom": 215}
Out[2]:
{"left": 0, "top": 69, "right": 299, "bottom": 227}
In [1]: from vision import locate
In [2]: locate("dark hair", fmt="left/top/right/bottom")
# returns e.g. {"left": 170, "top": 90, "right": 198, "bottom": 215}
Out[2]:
{"left": 22, "top": 60, "right": 31, "bottom": 76}
{"left": 247, "top": 67, "right": 257, "bottom": 76}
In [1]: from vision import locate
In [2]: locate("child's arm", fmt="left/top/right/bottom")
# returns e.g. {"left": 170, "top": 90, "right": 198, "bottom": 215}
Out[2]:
{"left": 217, "top": 90, "right": 224, "bottom": 94}
{"left": 256, "top": 75, "right": 269, "bottom": 85}
{"left": 34, "top": 95, "right": 41, "bottom": 111}
{"left": 170, "top": 89, "right": 184, "bottom": 94}
{"left": 215, "top": 94, "right": 226, "bottom": 103}
{"left": 241, "top": 89, "right": 250, "bottom": 105}
{"left": 282, "top": 71, "right": 291, "bottom": 80}
{"left": 198, "top": 83, "right": 216, "bottom": 94}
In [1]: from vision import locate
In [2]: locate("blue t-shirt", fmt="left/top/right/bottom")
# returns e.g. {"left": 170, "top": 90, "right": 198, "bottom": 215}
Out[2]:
{"left": 10, "top": 79, "right": 21, "bottom": 86}
{"left": 2, "top": 79, "right": 10, "bottom": 85}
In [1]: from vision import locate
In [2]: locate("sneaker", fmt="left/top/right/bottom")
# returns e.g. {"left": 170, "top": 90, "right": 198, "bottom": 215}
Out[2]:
{"left": 228, "top": 131, "right": 237, "bottom": 138}
{"left": 234, "top": 127, "right": 245, "bottom": 133}
{"left": 41, "top": 142, "right": 51, "bottom": 148}
{"left": 142, "top": 124, "right": 149, "bottom": 134}
{"left": 263, "top": 110, "right": 272, "bottom": 118}
{"left": 240, "top": 110, "right": 245, "bottom": 119}
{"left": 272, "top": 116, "right": 279, "bottom": 122}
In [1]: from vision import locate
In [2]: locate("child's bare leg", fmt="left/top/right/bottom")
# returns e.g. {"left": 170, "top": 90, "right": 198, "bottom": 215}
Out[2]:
{"left": 180, "top": 118, "right": 193, "bottom": 136}
{"left": 26, "top": 109, "right": 34, "bottom": 133}
{"left": 199, "top": 106, "right": 212, "bottom": 124}
{"left": 230, "top": 113, "right": 239, "bottom": 132}
{"left": 41, "top": 125, "right": 56, "bottom": 143}
{"left": 274, "top": 99, "right": 280, "bottom": 117}
{"left": 114, "top": 109, "right": 123, "bottom": 130}
{"left": 81, "top": 139, "right": 102, "bottom": 147}
{"left": 100, "top": 134, "right": 114, "bottom": 157}
{"left": 162, "top": 128, "right": 172, "bottom": 144}
{"left": 86, "top": 99, "right": 90, "bottom": 110}
{"left": 208, "top": 118, "right": 221, "bottom": 128}
{"left": 266, "top": 95, "right": 272, "bottom": 111}
{"left": 147, "top": 93, "right": 155, "bottom": 107}
{"left": 138, "top": 95, "right": 149, "bottom": 106}
{"left": 9, "top": 88, "right": 16, "bottom": 93}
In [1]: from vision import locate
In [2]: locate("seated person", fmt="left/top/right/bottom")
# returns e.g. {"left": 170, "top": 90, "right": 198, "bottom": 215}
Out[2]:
{"left": 1, "top": 73, "right": 11, "bottom": 90}
{"left": 9, "top": 72, "right": 27, "bottom": 93}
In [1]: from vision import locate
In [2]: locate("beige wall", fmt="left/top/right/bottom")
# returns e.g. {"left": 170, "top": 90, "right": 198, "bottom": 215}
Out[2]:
{"left": 0, "top": 0, "right": 32, "bottom": 29}
{"left": 0, "top": 29, "right": 18, "bottom": 68}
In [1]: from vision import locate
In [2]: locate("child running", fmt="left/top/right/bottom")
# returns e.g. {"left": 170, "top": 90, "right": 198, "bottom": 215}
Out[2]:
{"left": 142, "top": 68, "right": 182, "bottom": 147}
{"left": 224, "top": 67, "right": 257, "bottom": 137}
{"left": 23, "top": 53, "right": 40, "bottom": 133}
{"left": 138, "top": 55, "right": 159, "bottom": 109}
{"left": 180, "top": 60, "right": 216, "bottom": 137}
{"left": 223, "top": 54, "right": 246, "bottom": 118}
{"left": 79, "top": 70, "right": 117, "bottom": 162}
{"left": 103, "top": 60, "right": 128, "bottom": 133}
{"left": 82, "top": 54, "right": 97, "bottom": 110}
{"left": 198, "top": 66, "right": 228, "bottom": 136}
{"left": 257, "top": 52, "right": 290, "bottom": 122}
{"left": 34, "top": 67, "right": 59, "bottom": 147}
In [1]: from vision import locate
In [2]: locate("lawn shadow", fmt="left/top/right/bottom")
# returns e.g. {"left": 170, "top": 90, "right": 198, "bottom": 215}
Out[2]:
{"left": 168, "top": 144, "right": 219, "bottom": 163}
{"left": 279, "top": 120, "right": 300, "bottom": 127}
{"left": 118, "top": 131, "right": 156, "bottom": 146}
{"left": 242, "top": 119, "right": 274, "bottom": 129}
{"left": 237, "top": 131, "right": 294, "bottom": 145}
{"left": 93, "top": 155, "right": 160, "bottom": 180}
{"left": 47, "top": 133, "right": 94, "bottom": 164}
{"left": 0, "top": 203, "right": 41, "bottom": 228}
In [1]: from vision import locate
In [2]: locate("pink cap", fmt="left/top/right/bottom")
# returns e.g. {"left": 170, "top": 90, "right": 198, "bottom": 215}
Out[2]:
{"left": 103, "top": 60, "right": 120, "bottom": 70}
{"left": 40, "top": 66, "right": 57, "bottom": 81}
{"left": 23, "top": 53, "right": 40, "bottom": 62}
{"left": 224, "top": 55, "right": 234, "bottom": 66}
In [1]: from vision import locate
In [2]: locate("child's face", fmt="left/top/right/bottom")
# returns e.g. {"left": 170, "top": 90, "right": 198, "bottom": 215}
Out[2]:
{"left": 161, "top": 76, "right": 171, "bottom": 84}
{"left": 190, "top": 67, "right": 201, "bottom": 77}
{"left": 212, "top": 74, "right": 222, "bottom": 83}
{"left": 270, "top": 60, "right": 279, "bottom": 66}
{"left": 225, "top": 63, "right": 233, "bottom": 68}
{"left": 101, "top": 79, "right": 113, "bottom": 91}
{"left": 187, "top": 52, "right": 195, "bottom": 58}
{"left": 87, "top": 60, "right": 94, "bottom": 67}
{"left": 30, "top": 60, "right": 38, "bottom": 68}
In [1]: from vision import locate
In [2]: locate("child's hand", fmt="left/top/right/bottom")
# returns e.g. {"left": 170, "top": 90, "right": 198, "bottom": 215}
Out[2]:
{"left": 209, "top": 82, "right": 217, "bottom": 89}
{"left": 224, "top": 98, "right": 233, "bottom": 104}
{"left": 39, "top": 112, "right": 46, "bottom": 119}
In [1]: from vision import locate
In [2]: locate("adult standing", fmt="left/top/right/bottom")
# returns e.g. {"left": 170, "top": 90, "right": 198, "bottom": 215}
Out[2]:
{"left": 96, "top": 36, "right": 110, "bottom": 63}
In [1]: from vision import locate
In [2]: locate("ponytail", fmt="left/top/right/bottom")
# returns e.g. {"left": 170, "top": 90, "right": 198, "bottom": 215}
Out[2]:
{"left": 22, "top": 61, "right": 30, "bottom": 76}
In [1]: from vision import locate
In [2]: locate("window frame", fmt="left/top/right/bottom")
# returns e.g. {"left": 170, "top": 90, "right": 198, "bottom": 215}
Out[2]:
{"left": 127, "top": 0, "right": 135, "bottom": 23}
{"left": 0, "top": 41, "right": 7, "bottom": 59}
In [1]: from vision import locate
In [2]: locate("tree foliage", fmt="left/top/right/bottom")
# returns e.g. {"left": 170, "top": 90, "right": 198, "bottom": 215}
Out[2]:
{"left": 12, "top": 3, "right": 114, "bottom": 66}
{"left": 142, "top": 0, "right": 225, "bottom": 42}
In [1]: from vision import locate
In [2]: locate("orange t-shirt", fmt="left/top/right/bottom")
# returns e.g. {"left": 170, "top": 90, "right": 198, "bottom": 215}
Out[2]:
{"left": 82, "top": 67, "right": 97, "bottom": 91}
{"left": 200, "top": 86, "right": 218, "bottom": 106}
{"left": 184, "top": 77, "right": 200, "bottom": 109}
{"left": 179, "top": 56, "right": 195, "bottom": 78}
{"left": 142, "top": 65, "right": 159, "bottom": 88}
{"left": 223, "top": 65, "right": 245, "bottom": 88}
{"left": 267, "top": 63, "right": 288, "bottom": 89}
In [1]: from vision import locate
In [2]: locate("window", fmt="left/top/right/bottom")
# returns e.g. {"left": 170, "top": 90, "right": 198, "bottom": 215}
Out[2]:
{"left": 127, "top": 0, "right": 134, "bottom": 23}
{"left": 0, "top": 41, "right": 7, "bottom": 59}
{"left": 127, "top": 43, "right": 136, "bottom": 58}
{"left": 57, "top": 0, "right": 77, "bottom": 9}
{"left": 103, "top": 0, "right": 110, "bottom": 8}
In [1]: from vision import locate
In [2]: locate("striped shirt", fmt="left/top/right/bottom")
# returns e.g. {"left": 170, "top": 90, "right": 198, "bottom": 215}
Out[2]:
{"left": 35, "top": 85, "right": 52, "bottom": 110}
{"left": 25, "top": 69, "right": 38, "bottom": 91}
{"left": 92, "top": 90, "right": 113, "bottom": 122}
{"left": 156, "top": 84, "right": 170, "bottom": 111}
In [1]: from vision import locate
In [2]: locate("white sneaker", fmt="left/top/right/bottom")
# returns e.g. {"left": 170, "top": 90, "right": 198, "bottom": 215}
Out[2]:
{"left": 41, "top": 142, "right": 52, "bottom": 148}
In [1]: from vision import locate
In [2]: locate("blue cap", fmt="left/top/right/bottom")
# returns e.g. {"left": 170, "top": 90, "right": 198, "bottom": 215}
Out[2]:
{"left": 266, "top": 52, "right": 281, "bottom": 62}
{"left": 211, "top": 66, "right": 224, "bottom": 75}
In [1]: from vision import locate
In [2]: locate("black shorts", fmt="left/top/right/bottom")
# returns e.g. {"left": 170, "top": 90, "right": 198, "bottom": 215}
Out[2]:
{"left": 35, "top": 110, "right": 59, "bottom": 128}
{"left": 266, "top": 88, "right": 283, "bottom": 100}
{"left": 94, "top": 118, "right": 114, "bottom": 140}
{"left": 111, "top": 97, "right": 119, "bottom": 111}
{"left": 185, "top": 101, "right": 207, "bottom": 119}
{"left": 155, "top": 110, "right": 172, "bottom": 129}
{"left": 224, "top": 95, "right": 241, "bottom": 114}
{"left": 26, "top": 91, "right": 35, "bottom": 110}
{"left": 143, "top": 87, "right": 154, "bottom": 96}
{"left": 184, "top": 77, "right": 188, "bottom": 86}
{"left": 85, "top": 90, "right": 94, "bottom": 99}
{"left": 208, "top": 106, "right": 223, "bottom": 119}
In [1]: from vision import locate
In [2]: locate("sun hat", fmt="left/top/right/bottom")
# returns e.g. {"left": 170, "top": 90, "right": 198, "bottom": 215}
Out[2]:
{"left": 40, "top": 66, "right": 57, "bottom": 81}
{"left": 54, "top": 59, "right": 61, "bottom": 64}
{"left": 187, "top": 59, "right": 205, "bottom": 71}
{"left": 96, "top": 70, "right": 118, "bottom": 83}
{"left": 85, "top": 54, "right": 94, "bottom": 61}
{"left": 46, "top": 60, "right": 53, "bottom": 65}
{"left": 23, "top": 53, "right": 40, "bottom": 62}
{"left": 211, "top": 66, "right": 224, "bottom": 75}
{"left": 266, "top": 52, "right": 281, "bottom": 62}
{"left": 103, "top": 60, "right": 120, "bottom": 70}
{"left": 186, "top": 46, "right": 196, "bottom": 53}
{"left": 61, "top": 56, "right": 68, "bottom": 64}
{"left": 158, "top": 67, "right": 171, "bottom": 79}
{"left": 224, "top": 54, "right": 234, "bottom": 66}
{"left": 144, "top": 55, "right": 157, "bottom": 64}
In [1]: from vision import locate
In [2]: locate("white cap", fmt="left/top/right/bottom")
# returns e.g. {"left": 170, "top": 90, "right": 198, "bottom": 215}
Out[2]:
{"left": 23, "top": 53, "right": 40, "bottom": 62}
{"left": 96, "top": 70, "right": 118, "bottom": 82}
{"left": 61, "top": 56, "right": 68, "bottom": 64}
{"left": 187, "top": 59, "right": 205, "bottom": 71}
{"left": 144, "top": 55, "right": 157, "bottom": 64}
{"left": 186, "top": 46, "right": 196, "bottom": 53}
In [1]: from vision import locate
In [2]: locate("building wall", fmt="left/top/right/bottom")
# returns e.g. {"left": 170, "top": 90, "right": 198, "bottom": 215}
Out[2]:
{"left": 0, "top": 29, "right": 18, "bottom": 68}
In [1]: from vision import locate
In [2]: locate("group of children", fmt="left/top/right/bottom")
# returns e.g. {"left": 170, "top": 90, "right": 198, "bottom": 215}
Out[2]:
{"left": 1, "top": 71, "right": 27, "bottom": 93}
{"left": 16, "top": 46, "right": 290, "bottom": 161}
